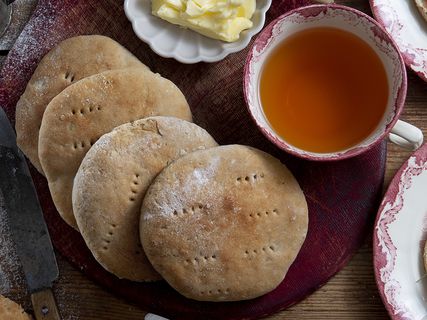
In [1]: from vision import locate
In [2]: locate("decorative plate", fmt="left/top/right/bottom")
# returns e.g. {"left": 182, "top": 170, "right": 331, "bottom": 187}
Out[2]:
{"left": 124, "top": 0, "right": 272, "bottom": 64}
{"left": 370, "top": 0, "right": 427, "bottom": 82}
{"left": 374, "top": 143, "right": 427, "bottom": 320}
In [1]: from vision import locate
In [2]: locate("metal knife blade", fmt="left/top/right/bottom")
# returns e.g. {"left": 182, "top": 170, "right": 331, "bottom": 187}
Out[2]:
{"left": 0, "top": 107, "right": 59, "bottom": 293}
{"left": 0, "top": 1, "right": 12, "bottom": 38}
{"left": 1, "top": 1, "right": 15, "bottom": 6}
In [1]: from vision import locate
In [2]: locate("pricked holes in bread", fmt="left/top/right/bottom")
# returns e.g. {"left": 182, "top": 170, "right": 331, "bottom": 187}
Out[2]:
{"left": 70, "top": 105, "right": 102, "bottom": 116}
{"left": 236, "top": 173, "right": 265, "bottom": 183}
{"left": 64, "top": 71, "right": 75, "bottom": 82}
{"left": 129, "top": 173, "right": 142, "bottom": 202}
{"left": 249, "top": 209, "right": 279, "bottom": 218}
{"left": 72, "top": 139, "right": 96, "bottom": 150}
{"left": 244, "top": 245, "right": 276, "bottom": 256}
{"left": 102, "top": 239, "right": 111, "bottom": 251}
{"left": 102, "top": 223, "right": 116, "bottom": 251}
{"left": 200, "top": 288, "right": 230, "bottom": 295}
{"left": 183, "top": 254, "right": 217, "bottom": 265}
{"left": 171, "top": 204, "right": 205, "bottom": 217}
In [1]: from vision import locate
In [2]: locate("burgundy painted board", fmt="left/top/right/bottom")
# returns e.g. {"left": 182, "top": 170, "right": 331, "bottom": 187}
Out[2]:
{"left": 0, "top": 0, "right": 387, "bottom": 319}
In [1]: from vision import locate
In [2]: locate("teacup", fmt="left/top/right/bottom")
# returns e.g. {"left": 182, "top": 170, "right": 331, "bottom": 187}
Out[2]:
{"left": 243, "top": 4, "right": 423, "bottom": 161}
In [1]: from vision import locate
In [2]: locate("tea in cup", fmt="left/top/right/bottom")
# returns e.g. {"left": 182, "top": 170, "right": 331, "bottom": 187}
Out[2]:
{"left": 244, "top": 4, "right": 423, "bottom": 160}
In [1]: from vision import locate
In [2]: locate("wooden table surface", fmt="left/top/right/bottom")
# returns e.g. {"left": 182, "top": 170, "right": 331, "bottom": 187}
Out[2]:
{"left": 0, "top": 0, "right": 426, "bottom": 319}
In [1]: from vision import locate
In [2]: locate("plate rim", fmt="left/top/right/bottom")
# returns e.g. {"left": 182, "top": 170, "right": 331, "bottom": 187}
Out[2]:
{"left": 373, "top": 143, "right": 427, "bottom": 320}
{"left": 369, "top": 0, "right": 427, "bottom": 82}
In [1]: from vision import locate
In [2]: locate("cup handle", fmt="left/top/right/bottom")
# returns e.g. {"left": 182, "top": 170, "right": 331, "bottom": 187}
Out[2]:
{"left": 388, "top": 120, "right": 424, "bottom": 150}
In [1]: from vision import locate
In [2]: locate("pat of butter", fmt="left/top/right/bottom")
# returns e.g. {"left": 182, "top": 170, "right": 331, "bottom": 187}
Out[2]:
{"left": 152, "top": 0, "right": 256, "bottom": 42}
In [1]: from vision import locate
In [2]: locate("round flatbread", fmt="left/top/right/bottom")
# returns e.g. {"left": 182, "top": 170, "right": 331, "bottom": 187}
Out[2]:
{"left": 15, "top": 35, "right": 147, "bottom": 174}
{"left": 140, "top": 145, "right": 308, "bottom": 301}
{"left": 415, "top": 0, "right": 427, "bottom": 22}
{"left": 73, "top": 117, "right": 218, "bottom": 281}
{"left": 0, "top": 295, "right": 31, "bottom": 320}
{"left": 39, "top": 68, "right": 192, "bottom": 230}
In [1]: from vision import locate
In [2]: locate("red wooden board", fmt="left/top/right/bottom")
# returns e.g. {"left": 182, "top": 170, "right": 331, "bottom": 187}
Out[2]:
{"left": 0, "top": 0, "right": 387, "bottom": 319}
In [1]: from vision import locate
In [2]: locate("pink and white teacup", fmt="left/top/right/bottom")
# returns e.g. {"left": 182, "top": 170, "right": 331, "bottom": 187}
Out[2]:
{"left": 243, "top": 4, "right": 423, "bottom": 161}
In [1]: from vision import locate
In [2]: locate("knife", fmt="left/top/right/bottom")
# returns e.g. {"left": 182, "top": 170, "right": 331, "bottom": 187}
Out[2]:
{"left": 0, "top": 0, "right": 13, "bottom": 38}
{"left": 0, "top": 107, "right": 60, "bottom": 320}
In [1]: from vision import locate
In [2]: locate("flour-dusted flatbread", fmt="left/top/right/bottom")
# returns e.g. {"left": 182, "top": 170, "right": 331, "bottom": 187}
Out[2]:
{"left": 0, "top": 295, "right": 31, "bottom": 320}
{"left": 73, "top": 117, "right": 217, "bottom": 281}
{"left": 140, "top": 145, "right": 308, "bottom": 301}
{"left": 15, "top": 35, "right": 147, "bottom": 174}
{"left": 415, "top": 0, "right": 427, "bottom": 22}
{"left": 39, "top": 69, "right": 192, "bottom": 230}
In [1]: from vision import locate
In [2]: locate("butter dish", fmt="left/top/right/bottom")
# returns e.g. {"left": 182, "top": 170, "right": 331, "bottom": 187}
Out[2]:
{"left": 124, "top": 0, "right": 272, "bottom": 63}
{"left": 151, "top": 0, "right": 256, "bottom": 43}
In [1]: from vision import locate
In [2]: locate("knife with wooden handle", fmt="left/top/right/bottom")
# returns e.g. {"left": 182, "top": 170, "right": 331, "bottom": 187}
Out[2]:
{"left": 0, "top": 107, "right": 60, "bottom": 320}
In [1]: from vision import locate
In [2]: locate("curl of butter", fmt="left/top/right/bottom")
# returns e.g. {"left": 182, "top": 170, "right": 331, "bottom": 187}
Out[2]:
{"left": 151, "top": 0, "right": 256, "bottom": 42}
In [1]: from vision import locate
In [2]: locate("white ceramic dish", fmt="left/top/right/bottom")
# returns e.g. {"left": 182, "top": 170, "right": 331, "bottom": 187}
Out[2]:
{"left": 374, "top": 143, "right": 427, "bottom": 320}
{"left": 370, "top": 0, "right": 427, "bottom": 82}
{"left": 124, "top": 0, "right": 272, "bottom": 64}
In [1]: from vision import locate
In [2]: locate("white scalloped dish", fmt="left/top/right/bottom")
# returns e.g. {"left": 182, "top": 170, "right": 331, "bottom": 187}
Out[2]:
{"left": 124, "top": 0, "right": 272, "bottom": 63}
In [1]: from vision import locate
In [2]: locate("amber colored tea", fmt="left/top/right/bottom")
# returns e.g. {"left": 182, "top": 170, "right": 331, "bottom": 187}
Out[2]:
{"left": 260, "top": 27, "right": 389, "bottom": 153}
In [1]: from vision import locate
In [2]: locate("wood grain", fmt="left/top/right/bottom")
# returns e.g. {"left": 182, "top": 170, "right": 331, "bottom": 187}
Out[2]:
{"left": 31, "top": 289, "right": 61, "bottom": 320}
{"left": 0, "top": 0, "right": 426, "bottom": 319}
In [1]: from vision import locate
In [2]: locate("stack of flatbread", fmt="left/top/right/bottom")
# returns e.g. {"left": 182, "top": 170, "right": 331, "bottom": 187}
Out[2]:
{"left": 16, "top": 35, "right": 192, "bottom": 229}
{"left": 16, "top": 35, "right": 309, "bottom": 302}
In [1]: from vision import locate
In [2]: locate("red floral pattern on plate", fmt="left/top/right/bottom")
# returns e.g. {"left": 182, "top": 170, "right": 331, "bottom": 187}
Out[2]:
{"left": 371, "top": 0, "right": 427, "bottom": 82}
{"left": 374, "top": 144, "right": 427, "bottom": 320}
